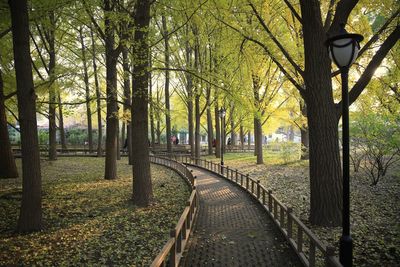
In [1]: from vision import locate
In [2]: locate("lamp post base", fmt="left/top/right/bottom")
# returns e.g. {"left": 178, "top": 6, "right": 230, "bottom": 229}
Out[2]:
{"left": 220, "top": 161, "right": 224, "bottom": 174}
{"left": 339, "top": 235, "right": 353, "bottom": 267}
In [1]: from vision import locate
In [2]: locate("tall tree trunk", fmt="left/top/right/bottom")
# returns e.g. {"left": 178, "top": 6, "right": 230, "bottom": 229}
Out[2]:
{"left": 254, "top": 118, "right": 258, "bottom": 156}
{"left": 240, "top": 125, "right": 244, "bottom": 150}
{"left": 9, "top": 0, "right": 42, "bottom": 232}
{"left": 162, "top": 15, "right": 172, "bottom": 154}
{"left": 122, "top": 47, "right": 132, "bottom": 164}
{"left": 104, "top": 0, "right": 119, "bottom": 180}
{"left": 300, "top": 0, "right": 342, "bottom": 226}
{"left": 300, "top": 101, "right": 309, "bottom": 160}
{"left": 0, "top": 70, "right": 18, "bottom": 178}
{"left": 57, "top": 91, "right": 67, "bottom": 151}
{"left": 248, "top": 131, "right": 251, "bottom": 150}
{"left": 156, "top": 87, "right": 161, "bottom": 145}
{"left": 230, "top": 106, "right": 236, "bottom": 146}
{"left": 131, "top": 0, "right": 153, "bottom": 206}
{"left": 116, "top": 120, "right": 121, "bottom": 160}
{"left": 185, "top": 33, "right": 194, "bottom": 157}
{"left": 206, "top": 103, "right": 213, "bottom": 155}
{"left": 149, "top": 52, "right": 155, "bottom": 147}
{"left": 214, "top": 100, "right": 220, "bottom": 158}
{"left": 121, "top": 121, "right": 125, "bottom": 150}
{"left": 206, "top": 46, "right": 213, "bottom": 155}
{"left": 194, "top": 42, "right": 201, "bottom": 158}
{"left": 79, "top": 26, "right": 93, "bottom": 153}
{"left": 195, "top": 94, "right": 200, "bottom": 158}
{"left": 48, "top": 11, "right": 57, "bottom": 161}
{"left": 91, "top": 29, "right": 102, "bottom": 157}
{"left": 156, "top": 119, "right": 161, "bottom": 145}
{"left": 255, "top": 117, "right": 263, "bottom": 164}
{"left": 253, "top": 74, "right": 263, "bottom": 163}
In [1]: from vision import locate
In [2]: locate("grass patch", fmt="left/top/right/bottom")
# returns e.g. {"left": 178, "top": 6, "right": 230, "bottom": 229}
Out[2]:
{"left": 205, "top": 151, "right": 400, "bottom": 267}
{"left": 0, "top": 157, "right": 190, "bottom": 266}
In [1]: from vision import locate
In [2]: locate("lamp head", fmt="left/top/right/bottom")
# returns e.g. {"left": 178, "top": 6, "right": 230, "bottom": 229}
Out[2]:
{"left": 325, "top": 24, "right": 363, "bottom": 68}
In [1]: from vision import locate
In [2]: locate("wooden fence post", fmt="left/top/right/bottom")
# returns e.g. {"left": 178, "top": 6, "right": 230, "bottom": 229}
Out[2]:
{"left": 287, "top": 207, "right": 293, "bottom": 239}
{"left": 268, "top": 190, "right": 273, "bottom": 212}
{"left": 169, "top": 229, "right": 176, "bottom": 267}
{"left": 235, "top": 169, "right": 238, "bottom": 183}
{"left": 325, "top": 246, "right": 336, "bottom": 267}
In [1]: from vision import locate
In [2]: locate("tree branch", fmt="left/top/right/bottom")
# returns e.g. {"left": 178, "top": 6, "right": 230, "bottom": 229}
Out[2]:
{"left": 327, "top": 0, "right": 359, "bottom": 36}
{"left": 336, "top": 25, "right": 400, "bottom": 117}
{"left": 323, "top": 0, "right": 335, "bottom": 32}
{"left": 213, "top": 15, "right": 306, "bottom": 98}
{"left": 249, "top": 2, "right": 304, "bottom": 77}
{"left": 0, "top": 27, "right": 11, "bottom": 39}
{"left": 283, "top": 0, "right": 302, "bottom": 24}
{"left": 83, "top": 0, "right": 106, "bottom": 40}
{"left": 358, "top": 8, "right": 399, "bottom": 58}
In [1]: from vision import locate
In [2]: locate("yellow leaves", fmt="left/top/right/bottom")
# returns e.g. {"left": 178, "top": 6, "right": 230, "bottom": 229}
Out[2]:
{"left": 0, "top": 157, "right": 189, "bottom": 266}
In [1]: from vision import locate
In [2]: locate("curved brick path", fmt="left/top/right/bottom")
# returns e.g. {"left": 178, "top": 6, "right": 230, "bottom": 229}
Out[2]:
{"left": 180, "top": 167, "right": 302, "bottom": 267}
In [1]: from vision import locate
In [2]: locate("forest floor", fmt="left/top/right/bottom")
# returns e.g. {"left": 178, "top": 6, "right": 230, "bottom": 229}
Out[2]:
{"left": 0, "top": 157, "right": 190, "bottom": 266}
{"left": 205, "top": 151, "right": 400, "bottom": 267}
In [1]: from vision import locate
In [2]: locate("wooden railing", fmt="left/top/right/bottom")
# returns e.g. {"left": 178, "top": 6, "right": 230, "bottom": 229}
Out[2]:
{"left": 149, "top": 155, "right": 198, "bottom": 267}
{"left": 161, "top": 154, "right": 341, "bottom": 267}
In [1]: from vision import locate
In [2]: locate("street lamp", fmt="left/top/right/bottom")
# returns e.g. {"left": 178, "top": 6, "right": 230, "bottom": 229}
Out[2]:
{"left": 325, "top": 23, "right": 363, "bottom": 267}
{"left": 218, "top": 108, "right": 226, "bottom": 174}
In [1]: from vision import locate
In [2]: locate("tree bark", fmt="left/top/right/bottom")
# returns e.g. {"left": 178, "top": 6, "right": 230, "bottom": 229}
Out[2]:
{"left": 300, "top": 0, "right": 342, "bottom": 226}
{"left": 122, "top": 47, "right": 132, "bottom": 164}
{"left": 214, "top": 100, "right": 221, "bottom": 158}
{"left": 79, "top": 26, "right": 93, "bottom": 153}
{"left": 9, "top": 0, "right": 42, "bottom": 232}
{"left": 240, "top": 125, "right": 244, "bottom": 150}
{"left": 104, "top": 0, "right": 119, "bottom": 180}
{"left": 185, "top": 33, "right": 194, "bottom": 157}
{"left": 300, "top": 101, "right": 309, "bottom": 160}
{"left": 230, "top": 106, "right": 236, "bottom": 146}
{"left": 131, "top": 0, "right": 153, "bottom": 206}
{"left": 57, "top": 91, "right": 67, "bottom": 151}
{"left": 0, "top": 70, "right": 18, "bottom": 178}
{"left": 90, "top": 28, "right": 102, "bottom": 157}
{"left": 48, "top": 11, "right": 57, "bottom": 161}
{"left": 247, "top": 131, "right": 251, "bottom": 150}
{"left": 194, "top": 42, "right": 201, "bottom": 158}
{"left": 162, "top": 15, "right": 172, "bottom": 154}
{"left": 254, "top": 119, "right": 258, "bottom": 156}
{"left": 254, "top": 117, "right": 263, "bottom": 164}
{"left": 116, "top": 120, "right": 121, "bottom": 160}
{"left": 195, "top": 93, "right": 201, "bottom": 158}
{"left": 252, "top": 74, "right": 262, "bottom": 163}
{"left": 206, "top": 101, "right": 213, "bottom": 155}
{"left": 149, "top": 52, "right": 155, "bottom": 147}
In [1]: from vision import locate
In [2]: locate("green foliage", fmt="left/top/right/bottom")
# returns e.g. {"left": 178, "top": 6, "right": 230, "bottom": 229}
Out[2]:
{"left": 0, "top": 157, "right": 189, "bottom": 266}
{"left": 280, "top": 142, "right": 300, "bottom": 164}
{"left": 351, "top": 113, "right": 400, "bottom": 185}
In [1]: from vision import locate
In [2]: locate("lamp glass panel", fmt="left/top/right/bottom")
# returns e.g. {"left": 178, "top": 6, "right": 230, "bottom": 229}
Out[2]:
{"left": 329, "top": 38, "right": 355, "bottom": 67}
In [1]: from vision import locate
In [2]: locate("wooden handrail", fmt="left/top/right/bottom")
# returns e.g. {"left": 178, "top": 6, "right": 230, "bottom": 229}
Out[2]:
{"left": 181, "top": 155, "right": 342, "bottom": 267}
{"left": 149, "top": 156, "right": 198, "bottom": 267}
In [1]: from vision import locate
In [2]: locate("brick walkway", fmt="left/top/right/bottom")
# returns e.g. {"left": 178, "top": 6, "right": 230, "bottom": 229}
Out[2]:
{"left": 180, "top": 167, "right": 302, "bottom": 267}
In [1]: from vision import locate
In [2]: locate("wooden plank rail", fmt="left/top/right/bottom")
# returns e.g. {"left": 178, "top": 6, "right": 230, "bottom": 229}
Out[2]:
{"left": 179, "top": 155, "right": 342, "bottom": 267}
{"left": 149, "top": 156, "right": 198, "bottom": 267}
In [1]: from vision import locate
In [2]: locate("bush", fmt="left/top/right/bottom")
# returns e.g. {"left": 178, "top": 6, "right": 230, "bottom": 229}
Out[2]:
{"left": 280, "top": 142, "right": 300, "bottom": 164}
{"left": 351, "top": 113, "right": 400, "bottom": 185}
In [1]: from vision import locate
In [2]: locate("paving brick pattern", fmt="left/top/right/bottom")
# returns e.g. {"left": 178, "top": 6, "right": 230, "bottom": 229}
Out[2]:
{"left": 180, "top": 167, "right": 302, "bottom": 267}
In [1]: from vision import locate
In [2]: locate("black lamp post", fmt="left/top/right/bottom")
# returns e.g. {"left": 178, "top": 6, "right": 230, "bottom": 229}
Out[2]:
{"left": 219, "top": 108, "right": 226, "bottom": 174}
{"left": 325, "top": 24, "right": 363, "bottom": 267}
